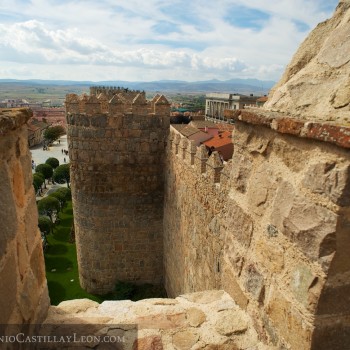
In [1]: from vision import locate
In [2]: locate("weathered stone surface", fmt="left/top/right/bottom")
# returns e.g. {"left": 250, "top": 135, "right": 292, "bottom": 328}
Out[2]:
{"left": 215, "top": 309, "right": 248, "bottom": 336}
{"left": 264, "top": 1, "right": 350, "bottom": 123}
{"left": 132, "top": 335, "right": 163, "bottom": 350}
{"left": 0, "top": 251, "right": 17, "bottom": 324}
{"left": 283, "top": 197, "right": 337, "bottom": 261}
{"left": 247, "top": 163, "right": 276, "bottom": 215}
{"left": 271, "top": 181, "right": 337, "bottom": 261}
{"left": 243, "top": 265, "right": 265, "bottom": 302}
{"left": 187, "top": 307, "right": 206, "bottom": 327}
{"left": 179, "top": 290, "right": 225, "bottom": 304}
{"left": 291, "top": 264, "right": 320, "bottom": 310}
{"left": 221, "top": 264, "right": 248, "bottom": 310}
{"left": 255, "top": 239, "right": 284, "bottom": 274}
{"left": 230, "top": 153, "right": 252, "bottom": 193}
{"left": 57, "top": 298, "right": 99, "bottom": 313}
{"left": 272, "top": 138, "right": 306, "bottom": 172}
{"left": 303, "top": 162, "right": 350, "bottom": 206}
{"left": 266, "top": 287, "right": 313, "bottom": 350}
{"left": 0, "top": 110, "right": 48, "bottom": 327}
{"left": 226, "top": 203, "right": 254, "bottom": 249}
{"left": 134, "top": 312, "right": 187, "bottom": 330}
{"left": 0, "top": 163, "right": 18, "bottom": 257}
{"left": 172, "top": 329, "right": 199, "bottom": 349}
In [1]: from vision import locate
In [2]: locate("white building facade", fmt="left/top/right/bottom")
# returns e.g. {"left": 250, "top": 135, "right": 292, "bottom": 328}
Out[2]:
{"left": 205, "top": 93, "right": 259, "bottom": 123}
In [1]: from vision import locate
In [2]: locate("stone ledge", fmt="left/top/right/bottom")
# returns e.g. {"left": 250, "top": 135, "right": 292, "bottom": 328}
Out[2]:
{"left": 224, "top": 108, "right": 350, "bottom": 149}
{"left": 0, "top": 108, "right": 32, "bottom": 135}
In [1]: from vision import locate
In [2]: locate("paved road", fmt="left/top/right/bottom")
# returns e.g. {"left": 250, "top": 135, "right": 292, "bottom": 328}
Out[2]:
{"left": 30, "top": 135, "right": 70, "bottom": 168}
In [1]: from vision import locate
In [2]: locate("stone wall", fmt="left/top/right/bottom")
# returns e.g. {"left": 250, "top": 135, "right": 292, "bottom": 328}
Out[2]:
{"left": 164, "top": 109, "right": 350, "bottom": 349}
{"left": 0, "top": 108, "right": 49, "bottom": 326}
{"left": 66, "top": 92, "right": 170, "bottom": 294}
{"left": 46, "top": 290, "right": 271, "bottom": 350}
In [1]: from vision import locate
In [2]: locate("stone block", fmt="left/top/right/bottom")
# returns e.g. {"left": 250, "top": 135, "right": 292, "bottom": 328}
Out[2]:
{"left": 179, "top": 290, "right": 225, "bottom": 304}
{"left": 215, "top": 309, "right": 248, "bottom": 336}
{"left": 133, "top": 335, "right": 163, "bottom": 350}
{"left": 255, "top": 238, "right": 284, "bottom": 274}
{"left": 303, "top": 162, "right": 350, "bottom": 206}
{"left": 230, "top": 154, "right": 252, "bottom": 193}
{"left": 0, "top": 251, "right": 18, "bottom": 324}
{"left": 247, "top": 163, "right": 276, "bottom": 215}
{"left": 172, "top": 329, "right": 199, "bottom": 350}
{"left": 271, "top": 181, "right": 337, "bottom": 261}
{"left": 0, "top": 164, "right": 18, "bottom": 257}
{"left": 225, "top": 202, "right": 254, "bottom": 249}
{"left": 187, "top": 307, "right": 206, "bottom": 327}
{"left": 266, "top": 287, "right": 313, "bottom": 349}
{"left": 18, "top": 268, "right": 38, "bottom": 321}
{"left": 290, "top": 264, "right": 320, "bottom": 311}
{"left": 134, "top": 312, "right": 187, "bottom": 330}
{"left": 272, "top": 138, "right": 306, "bottom": 172}
{"left": 221, "top": 263, "right": 248, "bottom": 310}
{"left": 243, "top": 265, "right": 265, "bottom": 302}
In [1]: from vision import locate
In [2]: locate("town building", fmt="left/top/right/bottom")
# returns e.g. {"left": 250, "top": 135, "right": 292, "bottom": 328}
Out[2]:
{"left": 27, "top": 118, "right": 50, "bottom": 147}
{"left": 205, "top": 93, "right": 259, "bottom": 123}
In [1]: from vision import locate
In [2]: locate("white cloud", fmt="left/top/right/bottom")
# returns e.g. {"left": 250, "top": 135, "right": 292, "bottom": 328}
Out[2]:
{"left": 0, "top": 0, "right": 339, "bottom": 82}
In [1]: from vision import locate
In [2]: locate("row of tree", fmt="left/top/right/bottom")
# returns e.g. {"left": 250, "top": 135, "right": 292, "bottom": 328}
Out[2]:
{"left": 37, "top": 187, "right": 72, "bottom": 235}
{"left": 33, "top": 157, "right": 70, "bottom": 194}
{"left": 34, "top": 157, "right": 72, "bottom": 248}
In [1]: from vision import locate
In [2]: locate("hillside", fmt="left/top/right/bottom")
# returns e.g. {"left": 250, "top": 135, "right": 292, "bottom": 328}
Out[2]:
{"left": 0, "top": 78, "right": 275, "bottom": 104}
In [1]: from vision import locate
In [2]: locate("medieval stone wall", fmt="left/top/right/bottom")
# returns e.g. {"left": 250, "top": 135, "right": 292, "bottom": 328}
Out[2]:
{"left": 0, "top": 108, "right": 49, "bottom": 326}
{"left": 66, "top": 92, "right": 170, "bottom": 294}
{"left": 164, "top": 109, "right": 350, "bottom": 350}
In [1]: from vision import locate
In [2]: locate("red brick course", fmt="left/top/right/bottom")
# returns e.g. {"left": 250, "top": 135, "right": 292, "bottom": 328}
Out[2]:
{"left": 225, "top": 108, "right": 350, "bottom": 149}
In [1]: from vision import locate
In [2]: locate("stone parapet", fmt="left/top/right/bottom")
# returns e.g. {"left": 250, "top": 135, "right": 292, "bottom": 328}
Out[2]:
{"left": 66, "top": 92, "right": 170, "bottom": 117}
{"left": 45, "top": 290, "right": 271, "bottom": 349}
{"left": 0, "top": 108, "right": 49, "bottom": 326}
{"left": 225, "top": 108, "right": 350, "bottom": 148}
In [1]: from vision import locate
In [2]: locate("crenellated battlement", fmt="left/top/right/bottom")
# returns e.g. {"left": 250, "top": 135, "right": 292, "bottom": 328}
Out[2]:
{"left": 89, "top": 86, "right": 141, "bottom": 100}
{"left": 168, "top": 127, "right": 230, "bottom": 185}
{"left": 66, "top": 89, "right": 170, "bottom": 117}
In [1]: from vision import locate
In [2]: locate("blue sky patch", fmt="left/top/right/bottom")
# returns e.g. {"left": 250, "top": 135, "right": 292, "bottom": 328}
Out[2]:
{"left": 152, "top": 21, "right": 181, "bottom": 35}
{"left": 224, "top": 6, "right": 270, "bottom": 30}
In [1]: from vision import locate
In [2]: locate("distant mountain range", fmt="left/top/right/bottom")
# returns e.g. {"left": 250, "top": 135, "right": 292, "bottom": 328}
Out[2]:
{"left": 0, "top": 78, "right": 275, "bottom": 95}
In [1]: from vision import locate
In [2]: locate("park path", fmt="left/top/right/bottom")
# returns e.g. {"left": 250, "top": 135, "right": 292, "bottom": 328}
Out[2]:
{"left": 30, "top": 135, "right": 70, "bottom": 200}
{"left": 30, "top": 135, "right": 70, "bottom": 168}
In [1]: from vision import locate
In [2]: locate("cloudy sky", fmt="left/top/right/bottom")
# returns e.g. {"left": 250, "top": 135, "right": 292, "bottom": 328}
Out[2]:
{"left": 0, "top": 0, "right": 338, "bottom": 82}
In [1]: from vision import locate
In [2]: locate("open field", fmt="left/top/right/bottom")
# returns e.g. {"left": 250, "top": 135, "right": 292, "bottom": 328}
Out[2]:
{"left": 0, "top": 82, "right": 89, "bottom": 105}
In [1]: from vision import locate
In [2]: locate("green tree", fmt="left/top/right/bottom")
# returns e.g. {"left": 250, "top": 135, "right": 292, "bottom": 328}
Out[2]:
{"left": 38, "top": 215, "right": 52, "bottom": 235}
{"left": 37, "top": 196, "right": 61, "bottom": 223}
{"left": 43, "top": 126, "right": 65, "bottom": 143}
{"left": 33, "top": 173, "right": 45, "bottom": 192}
{"left": 45, "top": 157, "right": 60, "bottom": 169}
{"left": 53, "top": 164, "right": 70, "bottom": 188}
{"left": 56, "top": 187, "right": 72, "bottom": 201}
{"left": 49, "top": 191, "right": 67, "bottom": 208}
{"left": 35, "top": 163, "right": 53, "bottom": 184}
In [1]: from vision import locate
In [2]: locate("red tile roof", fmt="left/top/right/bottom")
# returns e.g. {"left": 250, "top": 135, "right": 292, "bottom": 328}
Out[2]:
{"left": 203, "top": 131, "right": 232, "bottom": 148}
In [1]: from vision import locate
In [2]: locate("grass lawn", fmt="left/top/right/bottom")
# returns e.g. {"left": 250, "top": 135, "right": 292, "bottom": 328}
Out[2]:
{"left": 44, "top": 201, "right": 106, "bottom": 305}
{"left": 44, "top": 201, "right": 167, "bottom": 305}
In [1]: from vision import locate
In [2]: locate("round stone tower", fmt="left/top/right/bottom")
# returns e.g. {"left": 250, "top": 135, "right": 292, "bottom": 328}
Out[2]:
{"left": 66, "top": 88, "right": 170, "bottom": 294}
